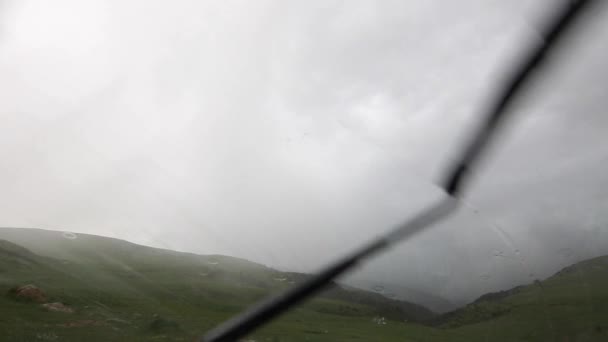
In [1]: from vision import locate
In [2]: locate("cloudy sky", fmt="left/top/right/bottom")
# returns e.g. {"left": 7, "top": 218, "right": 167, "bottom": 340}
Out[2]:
{"left": 1, "top": 0, "right": 607, "bottom": 308}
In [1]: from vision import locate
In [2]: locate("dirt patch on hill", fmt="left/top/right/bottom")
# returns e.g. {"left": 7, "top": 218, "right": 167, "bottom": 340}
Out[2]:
{"left": 42, "top": 302, "right": 74, "bottom": 313}
{"left": 8, "top": 284, "right": 47, "bottom": 303}
{"left": 58, "top": 320, "right": 107, "bottom": 328}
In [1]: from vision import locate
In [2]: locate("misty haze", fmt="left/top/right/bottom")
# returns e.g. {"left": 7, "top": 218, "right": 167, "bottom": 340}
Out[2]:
{"left": 1, "top": 0, "right": 607, "bottom": 341}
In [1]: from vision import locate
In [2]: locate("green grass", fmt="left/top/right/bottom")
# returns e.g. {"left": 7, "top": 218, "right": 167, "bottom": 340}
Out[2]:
{"left": 0, "top": 227, "right": 607, "bottom": 341}
{"left": 433, "top": 255, "right": 608, "bottom": 341}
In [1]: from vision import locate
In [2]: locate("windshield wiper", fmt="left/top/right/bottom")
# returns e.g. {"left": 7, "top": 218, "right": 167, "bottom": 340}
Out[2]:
{"left": 202, "top": 1, "right": 598, "bottom": 340}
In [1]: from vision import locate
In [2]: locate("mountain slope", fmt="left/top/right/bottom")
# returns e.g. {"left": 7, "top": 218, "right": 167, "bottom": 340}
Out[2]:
{"left": 0, "top": 227, "right": 434, "bottom": 318}
{"left": 347, "top": 277, "right": 457, "bottom": 313}
{"left": 433, "top": 255, "right": 608, "bottom": 341}
{"left": 0, "top": 227, "right": 437, "bottom": 341}
{"left": 1, "top": 227, "right": 606, "bottom": 341}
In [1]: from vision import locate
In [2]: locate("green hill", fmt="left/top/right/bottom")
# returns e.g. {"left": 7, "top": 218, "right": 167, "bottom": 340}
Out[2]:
{"left": 0, "top": 227, "right": 436, "bottom": 341}
{"left": 0, "top": 227, "right": 606, "bottom": 341}
{"left": 432, "top": 254, "right": 608, "bottom": 341}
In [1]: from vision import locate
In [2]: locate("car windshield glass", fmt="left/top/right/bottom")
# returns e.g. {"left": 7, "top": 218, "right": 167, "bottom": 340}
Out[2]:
{"left": 0, "top": 1, "right": 607, "bottom": 341}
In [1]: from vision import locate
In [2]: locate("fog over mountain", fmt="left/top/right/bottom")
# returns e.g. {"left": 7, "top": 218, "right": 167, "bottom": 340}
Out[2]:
{"left": 1, "top": 0, "right": 607, "bottom": 310}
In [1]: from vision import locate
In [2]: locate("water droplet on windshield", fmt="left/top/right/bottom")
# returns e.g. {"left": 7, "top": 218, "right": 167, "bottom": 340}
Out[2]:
{"left": 558, "top": 248, "right": 573, "bottom": 258}
{"left": 372, "top": 316, "right": 387, "bottom": 325}
{"left": 62, "top": 232, "right": 77, "bottom": 240}
{"left": 372, "top": 285, "right": 384, "bottom": 292}
{"left": 493, "top": 250, "right": 504, "bottom": 257}
{"left": 480, "top": 273, "right": 491, "bottom": 280}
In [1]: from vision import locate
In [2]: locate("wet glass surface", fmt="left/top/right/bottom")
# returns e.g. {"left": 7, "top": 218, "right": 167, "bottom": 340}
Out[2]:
{"left": 0, "top": 1, "right": 607, "bottom": 341}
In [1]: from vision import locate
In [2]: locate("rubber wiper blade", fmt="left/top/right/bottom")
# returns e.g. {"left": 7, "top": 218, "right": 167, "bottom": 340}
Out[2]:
{"left": 202, "top": 1, "right": 598, "bottom": 341}
{"left": 203, "top": 197, "right": 457, "bottom": 342}
{"left": 442, "top": 0, "right": 598, "bottom": 196}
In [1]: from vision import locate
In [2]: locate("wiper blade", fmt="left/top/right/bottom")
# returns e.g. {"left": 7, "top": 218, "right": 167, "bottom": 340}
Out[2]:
{"left": 204, "top": 197, "right": 457, "bottom": 342}
{"left": 202, "top": 1, "right": 598, "bottom": 341}
{"left": 442, "top": 0, "right": 598, "bottom": 196}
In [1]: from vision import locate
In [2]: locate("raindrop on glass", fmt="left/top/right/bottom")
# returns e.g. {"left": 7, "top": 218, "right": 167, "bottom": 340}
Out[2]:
{"left": 558, "top": 248, "right": 573, "bottom": 258}
{"left": 372, "top": 285, "right": 384, "bottom": 292}
{"left": 62, "top": 232, "right": 77, "bottom": 240}
{"left": 480, "top": 273, "right": 491, "bottom": 280}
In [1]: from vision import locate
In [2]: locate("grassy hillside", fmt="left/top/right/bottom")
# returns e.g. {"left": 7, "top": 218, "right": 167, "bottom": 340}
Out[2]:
{"left": 432, "top": 254, "right": 608, "bottom": 341}
{"left": 347, "top": 278, "right": 457, "bottom": 313}
{"left": 0, "top": 227, "right": 606, "bottom": 341}
{"left": 0, "top": 227, "right": 436, "bottom": 341}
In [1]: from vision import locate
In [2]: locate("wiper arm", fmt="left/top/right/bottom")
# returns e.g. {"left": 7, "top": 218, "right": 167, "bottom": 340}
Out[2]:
{"left": 202, "top": 1, "right": 598, "bottom": 341}
{"left": 204, "top": 197, "right": 457, "bottom": 342}
{"left": 442, "top": 0, "right": 598, "bottom": 196}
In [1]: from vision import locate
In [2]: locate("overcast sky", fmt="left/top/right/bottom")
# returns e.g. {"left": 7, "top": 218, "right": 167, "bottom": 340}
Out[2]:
{"left": 1, "top": 0, "right": 607, "bottom": 308}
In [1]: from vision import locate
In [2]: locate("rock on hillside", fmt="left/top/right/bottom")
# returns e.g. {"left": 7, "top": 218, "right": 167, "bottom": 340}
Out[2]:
{"left": 8, "top": 284, "right": 48, "bottom": 303}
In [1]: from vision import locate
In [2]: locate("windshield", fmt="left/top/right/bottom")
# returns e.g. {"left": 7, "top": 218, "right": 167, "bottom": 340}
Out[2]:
{"left": 0, "top": 1, "right": 607, "bottom": 341}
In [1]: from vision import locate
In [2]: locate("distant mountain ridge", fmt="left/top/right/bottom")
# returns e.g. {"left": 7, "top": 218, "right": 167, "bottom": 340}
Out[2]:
{"left": 430, "top": 254, "right": 608, "bottom": 330}
{"left": 0, "top": 227, "right": 606, "bottom": 341}
{"left": 0, "top": 227, "right": 434, "bottom": 322}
